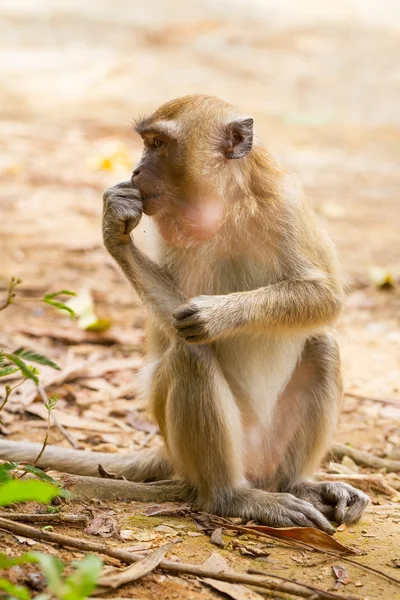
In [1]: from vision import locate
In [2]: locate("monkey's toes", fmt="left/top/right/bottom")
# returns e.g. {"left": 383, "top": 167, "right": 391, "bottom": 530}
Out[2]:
{"left": 320, "top": 482, "right": 369, "bottom": 524}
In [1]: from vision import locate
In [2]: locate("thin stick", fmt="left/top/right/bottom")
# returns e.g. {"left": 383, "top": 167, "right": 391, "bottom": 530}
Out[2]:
{"left": 0, "top": 518, "right": 359, "bottom": 600}
{"left": 345, "top": 392, "right": 400, "bottom": 408}
{"left": 248, "top": 568, "right": 355, "bottom": 600}
{"left": 0, "top": 513, "right": 88, "bottom": 525}
{"left": 331, "top": 442, "right": 400, "bottom": 473}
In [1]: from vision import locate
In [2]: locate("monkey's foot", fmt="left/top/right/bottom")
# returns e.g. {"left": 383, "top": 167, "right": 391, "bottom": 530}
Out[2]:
{"left": 288, "top": 481, "right": 369, "bottom": 524}
{"left": 202, "top": 488, "right": 336, "bottom": 534}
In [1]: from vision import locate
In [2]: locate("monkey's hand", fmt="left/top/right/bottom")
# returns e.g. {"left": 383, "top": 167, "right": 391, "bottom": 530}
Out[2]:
{"left": 103, "top": 181, "right": 143, "bottom": 249}
{"left": 173, "top": 295, "right": 238, "bottom": 344}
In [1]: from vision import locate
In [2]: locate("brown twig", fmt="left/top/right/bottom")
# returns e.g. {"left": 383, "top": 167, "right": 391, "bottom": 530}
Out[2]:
{"left": 248, "top": 568, "right": 356, "bottom": 600}
{"left": 331, "top": 442, "right": 400, "bottom": 473}
{"left": 0, "top": 518, "right": 361, "bottom": 600}
{"left": 0, "top": 513, "right": 88, "bottom": 525}
{"left": 345, "top": 392, "right": 400, "bottom": 408}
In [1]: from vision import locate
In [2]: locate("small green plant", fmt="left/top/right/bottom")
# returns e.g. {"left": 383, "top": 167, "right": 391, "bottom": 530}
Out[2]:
{"left": 0, "top": 278, "right": 76, "bottom": 315}
{"left": 0, "top": 280, "right": 103, "bottom": 599}
{"left": 0, "top": 469, "right": 102, "bottom": 600}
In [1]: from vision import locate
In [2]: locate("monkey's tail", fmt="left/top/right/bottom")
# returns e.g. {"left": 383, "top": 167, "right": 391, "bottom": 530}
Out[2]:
{"left": 0, "top": 440, "right": 138, "bottom": 479}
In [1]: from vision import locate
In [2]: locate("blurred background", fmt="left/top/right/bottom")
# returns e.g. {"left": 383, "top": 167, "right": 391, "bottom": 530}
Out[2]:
{"left": 0, "top": 1, "right": 400, "bottom": 593}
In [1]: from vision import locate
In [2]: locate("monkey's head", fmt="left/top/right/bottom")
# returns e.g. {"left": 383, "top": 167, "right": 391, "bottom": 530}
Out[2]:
{"left": 132, "top": 95, "right": 255, "bottom": 246}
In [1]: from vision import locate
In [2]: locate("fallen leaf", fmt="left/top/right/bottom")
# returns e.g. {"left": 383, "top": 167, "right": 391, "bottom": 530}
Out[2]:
{"left": 201, "top": 553, "right": 264, "bottom": 600}
{"left": 226, "top": 521, "right": 359, "bottom": 554}
{"left": 131, "top": 531, "right": 157, "bottom": 542}
{"left": 368, "top": 266, "right": 396, "bottom": 289}
{"left": 211, "top": 528, "right": 225, "bottom": 548}
{"left": 86, "top": 514, "right": 119, "bottom": 538}
{"left": 154, "top": 525, "right": 176, "bottom": 534}
{"left": 96, "top": 543, "right": 172, "bottom": 592}
{"left": 232, "top": 541, "right": 271, "bottom": 558}
{"left": 66, "top": 288, "right": 111, "bottom": 332}
{"left": 193, "top": 513, "right": 217, "bottom": 532}
{"left": 332, "top": 564, "right": 351, "bottom": 589}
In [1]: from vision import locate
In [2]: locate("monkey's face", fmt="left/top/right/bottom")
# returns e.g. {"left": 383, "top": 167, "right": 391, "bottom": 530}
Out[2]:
{"left": 132, "top": 96, "right": 254, "bottom": 246}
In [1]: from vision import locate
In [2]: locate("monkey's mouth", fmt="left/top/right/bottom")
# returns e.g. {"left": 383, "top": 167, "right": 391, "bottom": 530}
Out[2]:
{"left": 141, "top": 194, "right": 164, "bottom": 216}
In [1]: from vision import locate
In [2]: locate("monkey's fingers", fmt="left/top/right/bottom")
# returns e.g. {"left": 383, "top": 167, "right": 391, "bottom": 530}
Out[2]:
{"left": 173, "top": 304, "right": 198, "bottom": 322}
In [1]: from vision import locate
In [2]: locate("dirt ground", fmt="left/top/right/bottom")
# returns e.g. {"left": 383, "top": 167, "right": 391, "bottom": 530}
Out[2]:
{"left": 1, "top": 1, "right": 400, "bottom": 599}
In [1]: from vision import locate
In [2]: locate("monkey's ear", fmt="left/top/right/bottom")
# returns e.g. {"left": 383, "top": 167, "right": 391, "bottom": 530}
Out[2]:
{"left": 223, "top": 117, "right": 254, "bottom": 159}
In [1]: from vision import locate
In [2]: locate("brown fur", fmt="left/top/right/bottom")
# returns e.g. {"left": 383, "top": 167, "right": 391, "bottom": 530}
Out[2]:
{"left": 0, "top": 95, "right": 368, "bottom": 530}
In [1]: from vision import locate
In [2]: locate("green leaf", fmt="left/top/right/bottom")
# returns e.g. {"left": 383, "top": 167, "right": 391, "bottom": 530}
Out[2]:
{"left": 0, "top": 462, "right": 18, "bottom": 483}
{"left": 43, "top": 291, "right": 77, "bottom": 317}
{"left": 33, "top": 553, "right": 64, "bottom": 592}
{"left": 20, "top": 465, "right": 59, "bottom": 486}
{"left": 0, "top": 579, "right": 31, "bottom": 600}
{"left": 63, "top": 555, "right": 103, "bottom": 600}
{"left": 44, "top": 290, "right": 76, "bottom": 300}
{"left": 3, "top": 354, "right": 39, "bottom": 385}
{"left": 0, "top": 552, "right": 37, "bottom": 568}
{"left": 0, "top": 479, "right": 60, "bottom": 506}
{"left": 13, "top": 348, "right": 61, "bottom": 371}
{"left": 44, "top": 393, "right": 59, "bottom": 412}
{"left": 0, "top": 366, "right": 19, "bottom": 377}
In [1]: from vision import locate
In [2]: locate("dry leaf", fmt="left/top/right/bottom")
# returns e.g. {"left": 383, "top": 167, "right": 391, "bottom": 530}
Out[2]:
{"left": 332, "top": 564, "right": 351, "bottom": 589}
{"left": 96, "top": 544, "right": 172, "bottom": 592}
{"left": 132, "top": 531, "right": 157, "bottom": 542}
{"left": 86, "top": 514, "right": 119, "bottom": 538}
{"left": 154, "top": 525, "right": 176, "bottom": 533}
{"left": 193, "top": 513, "right": 217, "bottom": 532}
{"left": 201, "top": 554, "right": 263, "bottom": 600}
{"left": 241, "top": 524, "right": 359, "bottom": 555}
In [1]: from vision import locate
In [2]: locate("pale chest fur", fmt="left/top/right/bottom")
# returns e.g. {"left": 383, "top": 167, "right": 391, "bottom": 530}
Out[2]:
{"left": 163, "top": 236, "right": 306, "bottom": 423}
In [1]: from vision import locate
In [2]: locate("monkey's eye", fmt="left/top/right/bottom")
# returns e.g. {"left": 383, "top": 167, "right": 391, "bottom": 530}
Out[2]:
{"left": 153, "top": 137, "right": 164, "bottom": 149}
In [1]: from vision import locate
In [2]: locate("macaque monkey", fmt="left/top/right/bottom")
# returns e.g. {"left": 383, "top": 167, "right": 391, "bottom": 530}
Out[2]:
{"left": 0, "top": 95, "right": 368, "bottom": 531}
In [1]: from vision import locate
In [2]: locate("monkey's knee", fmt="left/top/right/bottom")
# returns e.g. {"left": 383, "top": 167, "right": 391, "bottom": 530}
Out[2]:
{"left": 160, "top": 343, "right": 245, "bottom": 500}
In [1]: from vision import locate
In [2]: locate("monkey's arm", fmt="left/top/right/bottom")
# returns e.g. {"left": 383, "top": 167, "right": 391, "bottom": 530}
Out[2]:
{"left": 173, "top": 275, "right": 342, "bottom": 343}
{"left": 103, "top": 182, "right": 187, "bottom": 334}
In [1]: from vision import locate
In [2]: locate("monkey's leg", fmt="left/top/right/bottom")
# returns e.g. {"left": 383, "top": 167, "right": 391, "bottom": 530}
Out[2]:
{"left": 0, "top": 441, "right": 172, "bottom": 481}
{"left": 158, "top": 341, "right": 334, "bottom": 532}
{"left": 273, "top": 333, "right": 369, "bottom": 523}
